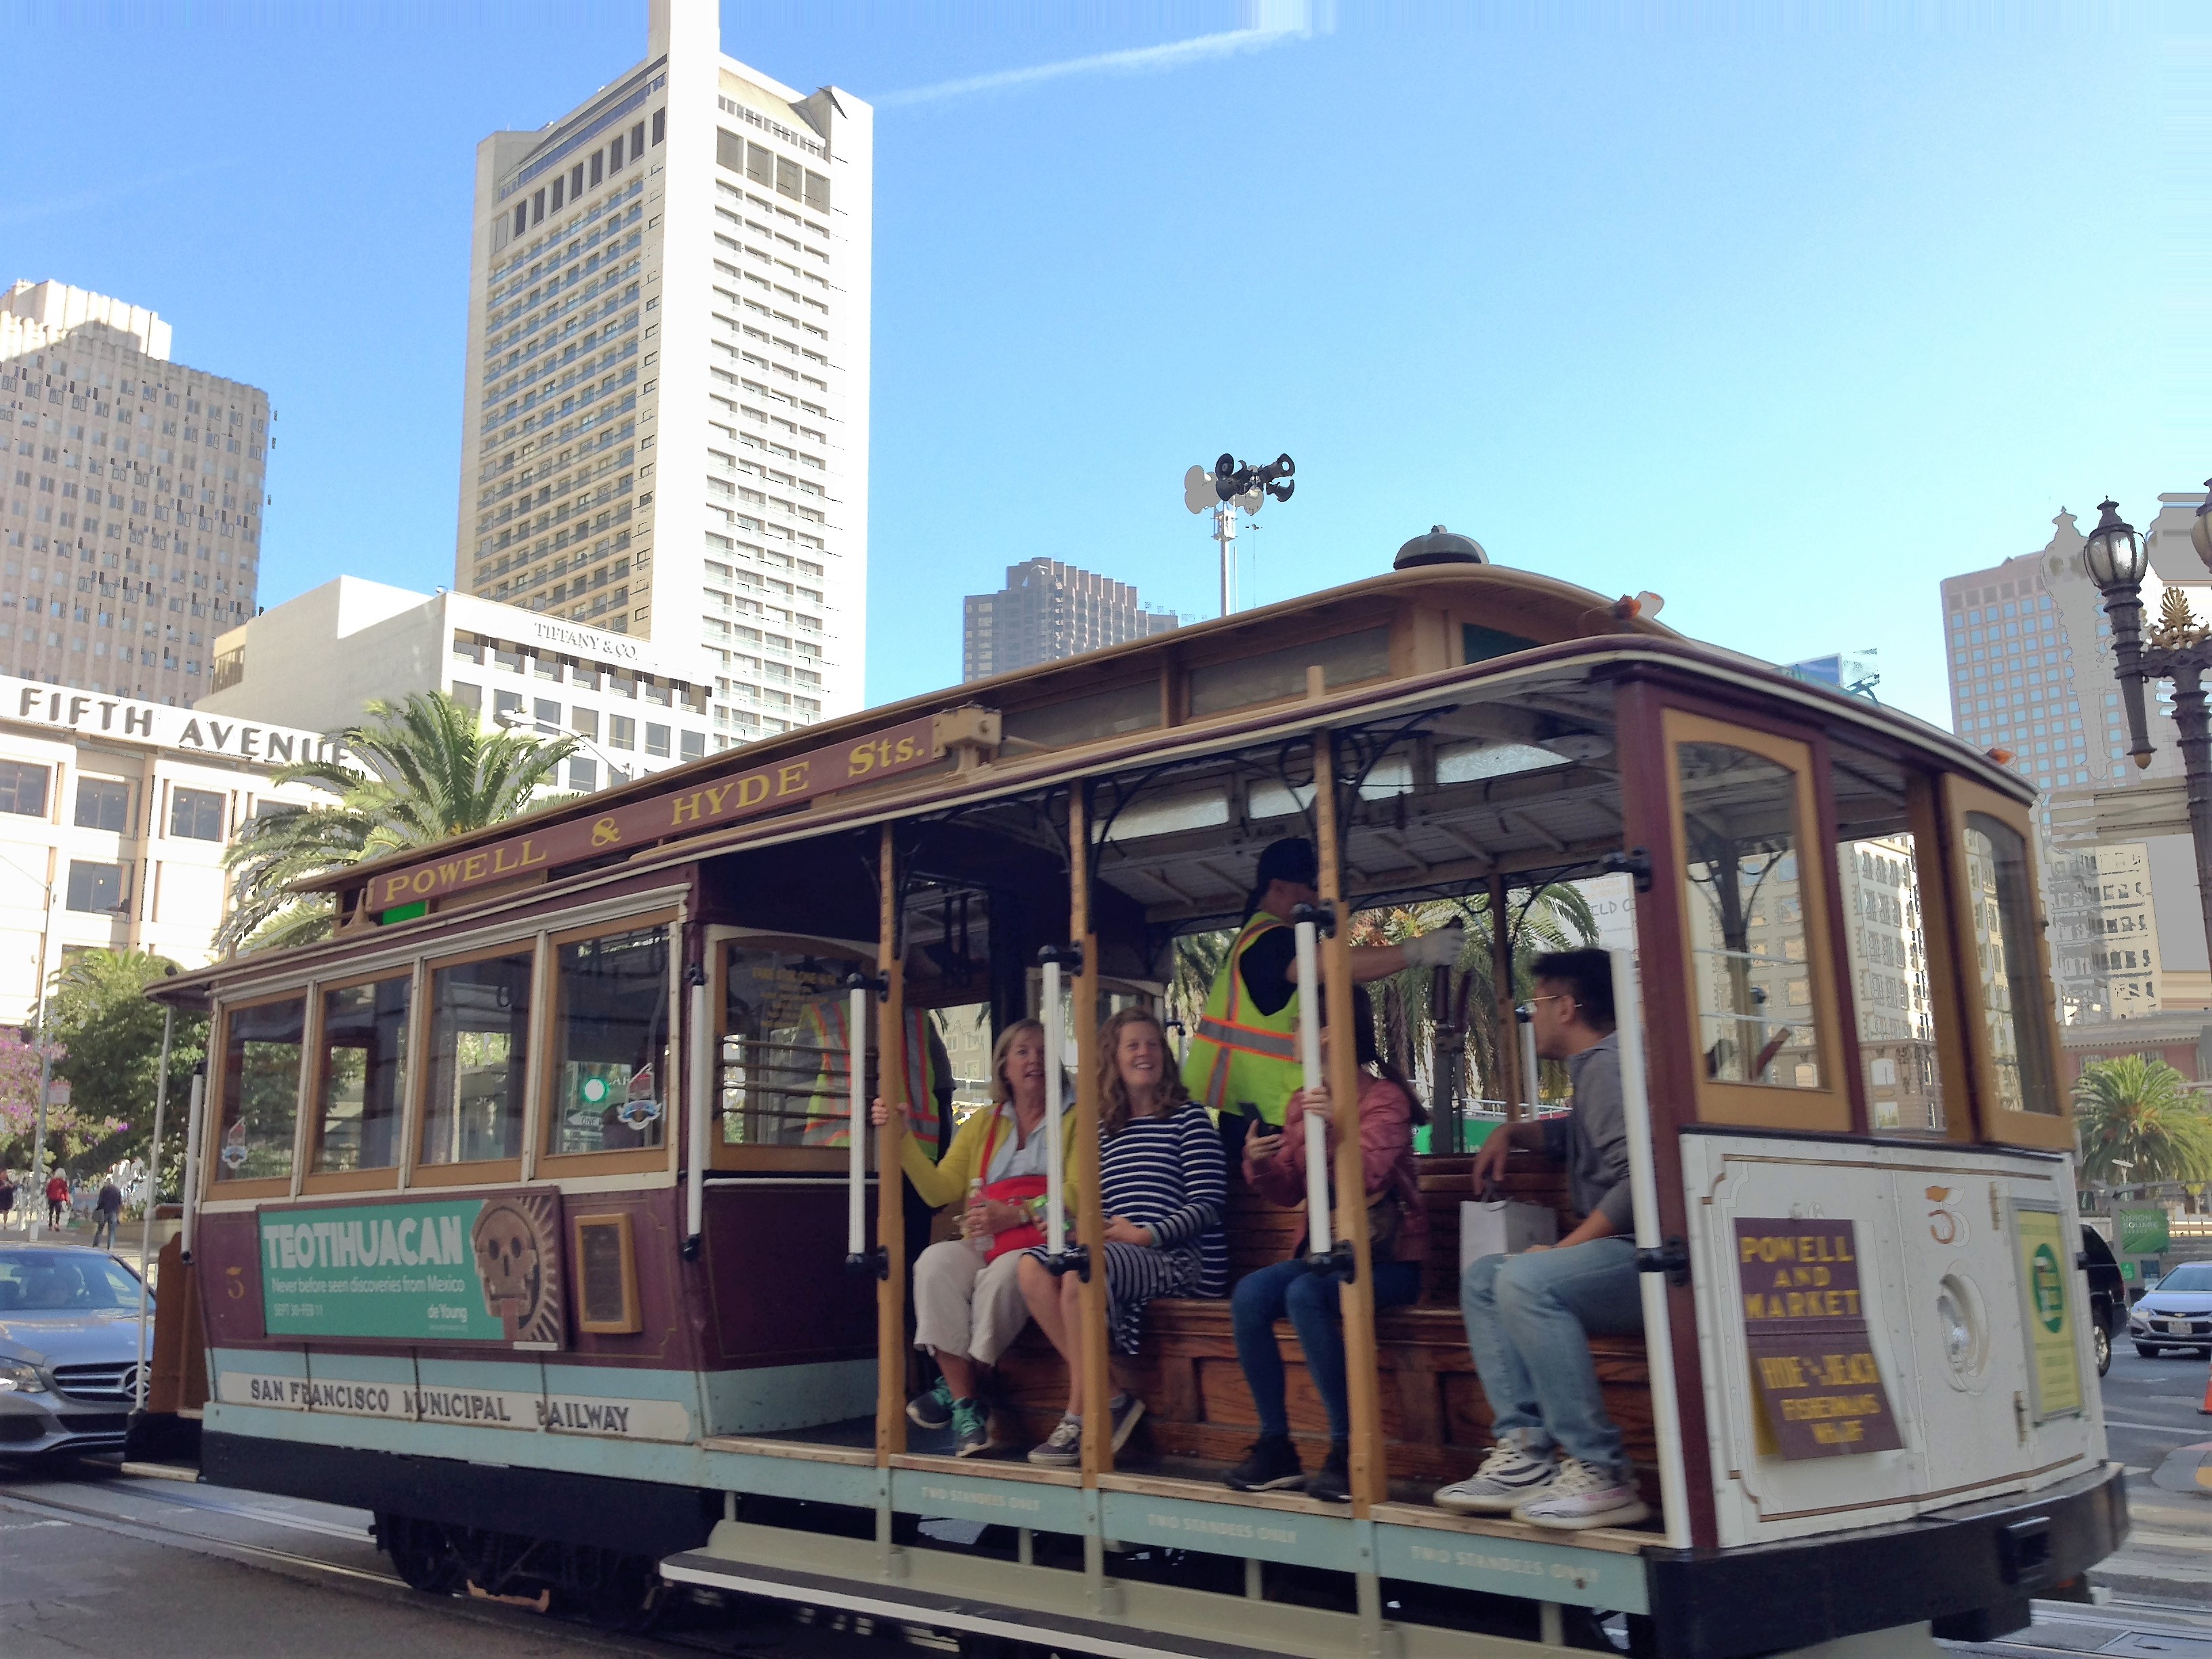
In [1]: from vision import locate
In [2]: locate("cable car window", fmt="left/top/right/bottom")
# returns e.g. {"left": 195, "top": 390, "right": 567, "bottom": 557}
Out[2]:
{"left": 215, "top": 997, "right": 304, "bottom": 1184}
{"left": 548, "top": 924, "right": 671, "bottom": 1156}
{"left": 1964, "top": 813, "right": 2058, "bottom": 1116}
{"left": 1679, "top": 742, "right": 1821, "bottom": 1089}
{"left": 1838, "top": 834, "right": 1944, "bottom": 1134}
{"left": 718, "top": 942, "right": 872, "bottom": 1152}
{"left": 314, "top": 976, "right": 410, "bottom": 1172}
{"left": 420, "top": 951, "right": 533, "bottom": 1166}
{"left": 1001, "top": 681, "right": 1160, "bottom": 752}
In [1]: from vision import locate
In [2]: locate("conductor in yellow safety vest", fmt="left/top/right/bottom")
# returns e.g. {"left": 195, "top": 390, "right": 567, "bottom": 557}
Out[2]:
{"left": 1182, "top": 837, "right": 1464, "bottom": 1155}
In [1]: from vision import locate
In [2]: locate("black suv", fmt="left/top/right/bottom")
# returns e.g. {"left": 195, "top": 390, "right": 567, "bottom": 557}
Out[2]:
{"left": 2081, "top": 1225, "right": 2125, "bottom": 1376}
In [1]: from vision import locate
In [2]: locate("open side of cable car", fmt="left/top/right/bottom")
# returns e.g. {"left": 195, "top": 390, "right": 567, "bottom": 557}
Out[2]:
{"left": 139, "top": 560, "right": 2126, "bottom": 1658}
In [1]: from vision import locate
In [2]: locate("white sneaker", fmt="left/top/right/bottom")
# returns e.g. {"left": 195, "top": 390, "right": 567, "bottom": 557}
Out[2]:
{"left": 1511, "top": 1457, "right": 1651, "bottom": 1530}
{"left": 1432, "top": 1441, "right": 1558, "bottom": 1514}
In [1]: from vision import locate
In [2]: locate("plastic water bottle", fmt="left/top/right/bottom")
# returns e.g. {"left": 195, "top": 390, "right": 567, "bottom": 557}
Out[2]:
{"left": 964, "top": 1185, "right": 991, "bottom": 1256}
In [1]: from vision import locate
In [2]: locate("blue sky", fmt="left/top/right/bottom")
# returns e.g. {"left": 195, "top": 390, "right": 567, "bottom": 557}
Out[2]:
{"left": 4, "top": 1, "right": 2186, "bottom": 729}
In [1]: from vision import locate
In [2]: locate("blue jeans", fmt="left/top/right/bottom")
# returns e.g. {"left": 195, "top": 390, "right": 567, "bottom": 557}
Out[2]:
{"left": 1459, "top": 1237, "right": 1643, "bottom": 1475}
{"left": 1233, "top": 1256, "right": 1423, "bottom": 1443}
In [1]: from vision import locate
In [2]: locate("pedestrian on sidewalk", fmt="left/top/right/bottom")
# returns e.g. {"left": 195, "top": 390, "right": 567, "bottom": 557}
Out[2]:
{"left": 92, "top": 1178, "right": 123, "bottom": 1249}
{"left": 0, "top": 1176, "right": 14, "bottom": 1233}
{"left": 45, "top": 1172, "right": 67, "bottom": 1229}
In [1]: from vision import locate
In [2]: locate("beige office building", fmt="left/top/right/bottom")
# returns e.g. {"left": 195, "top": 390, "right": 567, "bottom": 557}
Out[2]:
{"left": 453, "top": 0, "right": 871, "bottom": 752}
{"left": 1, "top": 280, "right": 266, "bottom": 706}
{"left": 0, "top": 672, "right": 328, "bottom": 1028}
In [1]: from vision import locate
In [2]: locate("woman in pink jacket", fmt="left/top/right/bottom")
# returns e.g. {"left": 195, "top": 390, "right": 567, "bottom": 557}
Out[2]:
{"left": 1223, "top": 986, "right": 1429, "bottom": 1502}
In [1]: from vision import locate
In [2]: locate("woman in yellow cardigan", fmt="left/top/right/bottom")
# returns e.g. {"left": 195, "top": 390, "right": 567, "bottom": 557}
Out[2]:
{"left": 872, "top": 1018, "right": 1078, "bottom": 1457}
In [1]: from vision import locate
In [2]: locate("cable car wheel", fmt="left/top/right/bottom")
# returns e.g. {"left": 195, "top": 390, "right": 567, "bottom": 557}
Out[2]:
{"left": 375, "top": 1513, "right": 463, "bottom": 1596}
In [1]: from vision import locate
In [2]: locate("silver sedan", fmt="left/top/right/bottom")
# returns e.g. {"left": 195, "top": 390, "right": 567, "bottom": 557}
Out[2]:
{"left": 0, "top": 1244, "right": 154, "bottom": 1460}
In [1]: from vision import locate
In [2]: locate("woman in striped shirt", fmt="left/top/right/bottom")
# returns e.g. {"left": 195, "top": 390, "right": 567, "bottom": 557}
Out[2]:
{"left": 1017, "top": 1007, "right": 1227, "bottom": 1467}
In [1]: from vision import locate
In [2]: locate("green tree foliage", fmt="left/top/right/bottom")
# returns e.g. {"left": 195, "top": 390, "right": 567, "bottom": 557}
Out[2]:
{"left": 221, "top": 691, "right": 577, "bottom": 953}
{"left": 2074, "top": 1053, "right": 2212, "bottom": 1185}
{"left": 37, "top": 950, "right": 207, "bottom": 1176}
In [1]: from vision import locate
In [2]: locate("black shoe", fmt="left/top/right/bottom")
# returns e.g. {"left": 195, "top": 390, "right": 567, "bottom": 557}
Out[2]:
{"left": 1225, "top": 1435, "right": 1305, "bottom": 1492}
{"left": 1307, "top": 1441, "right": 1351, "bottom": 1504}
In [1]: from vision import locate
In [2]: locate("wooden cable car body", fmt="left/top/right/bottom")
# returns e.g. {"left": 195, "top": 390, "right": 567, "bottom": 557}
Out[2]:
{"left": 142, "top": 562, "right": 2125, "bottom": 1656}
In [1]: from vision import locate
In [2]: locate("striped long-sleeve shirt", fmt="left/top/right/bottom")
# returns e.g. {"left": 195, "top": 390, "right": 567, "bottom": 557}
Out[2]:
{"left": 1100, "top": 1103, "right": 1228, "bottom": 1299}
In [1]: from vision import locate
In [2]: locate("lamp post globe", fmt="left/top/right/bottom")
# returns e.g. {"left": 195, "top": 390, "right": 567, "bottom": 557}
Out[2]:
{"left": 2081, "top": 497, "right": 2148, "bottom": 592}
{"left": 2191, "top": 480, "right": 2212, "bottom": 577}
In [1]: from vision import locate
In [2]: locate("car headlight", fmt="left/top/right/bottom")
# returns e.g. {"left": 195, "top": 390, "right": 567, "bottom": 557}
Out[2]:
{"left": 0, "top": 1358, "right": 46, "bottom": 1393}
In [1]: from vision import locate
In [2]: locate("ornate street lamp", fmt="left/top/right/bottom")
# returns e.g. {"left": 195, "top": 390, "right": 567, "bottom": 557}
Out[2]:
{"left": 2080, "top": 494, "right": 2212, "bottom": 958}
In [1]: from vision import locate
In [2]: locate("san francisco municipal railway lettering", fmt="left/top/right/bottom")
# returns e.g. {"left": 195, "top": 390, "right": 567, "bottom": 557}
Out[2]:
{"left": 1734, "top": 1218, "right": 1903, "bottom": 1458}
{"left": 220, "top": 1370, "right": 687, "bottom": 1441}
{"left": 358, "top": 713, "right": 941, "bottom": 912}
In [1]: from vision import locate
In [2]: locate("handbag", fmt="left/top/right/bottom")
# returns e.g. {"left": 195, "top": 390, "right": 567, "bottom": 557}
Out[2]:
{"left": 975, "top": 1105, "right": 1052, "bottom": 1263}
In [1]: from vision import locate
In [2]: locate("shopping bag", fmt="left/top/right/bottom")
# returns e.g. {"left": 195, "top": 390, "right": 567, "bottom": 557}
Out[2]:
{"left": 1459, "top": 1200, "right": 1558, "bottom": 1272}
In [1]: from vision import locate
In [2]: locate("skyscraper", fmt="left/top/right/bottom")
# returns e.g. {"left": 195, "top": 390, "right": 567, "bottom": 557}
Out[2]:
{"left": 963, "top": 557, "right": 1180, "bottom": 682}
{"left": 455, "top": 0, "right": 870, "bottom": 750}
{"left": 1, "top": 279, "right": 266, "bottom": 705}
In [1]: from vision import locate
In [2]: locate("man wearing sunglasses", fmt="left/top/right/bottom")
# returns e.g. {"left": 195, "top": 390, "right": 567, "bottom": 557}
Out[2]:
{"left": 1432, "top": 948, "right": 1650, "bottom": 1531}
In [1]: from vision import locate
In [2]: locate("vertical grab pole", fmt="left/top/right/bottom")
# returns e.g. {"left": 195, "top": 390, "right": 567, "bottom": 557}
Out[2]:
{"left": 686, "top": 970, "right": 710, "bottom": 1256}
{"left": 875, "top": 822, "right": 908, "bottom": 1462}
{"left": 134, "top": 1006, "right": 174, "bottom": 1410}
{"left": 1067, "top": 786, "right": 1113, "bottom": 1481}
{"left": 1520, "top": 1014, "right": 1541, "bottom": 1118}
{"left": 1293, "top": 920, "right": 1330, "bottom": 1256}
{"left": 1489, "top": 873, "right": 1520, "bottom": 1124}
{"left": 1042, "top": 954, "right": 1065, "bottom": 1258}
{"left": 178, "top": 1071, "right": 206, "bottom": 1265}
{"left": 846, "top": 983, "right": 868, "bottom": 1258}
{"left": 1312, "top": 727, "right": 1386, "bottom": 1516}
{"left": 1611, "top": 946, "right": 1691, "bottom": 1550}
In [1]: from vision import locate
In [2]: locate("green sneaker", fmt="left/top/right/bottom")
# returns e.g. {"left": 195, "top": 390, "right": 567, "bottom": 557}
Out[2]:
{"left": 906, "top": 1376, "right": 954, "bottom": 1431}
{"left": 951, "top": 1398, "right": 990, "bottom": 1458}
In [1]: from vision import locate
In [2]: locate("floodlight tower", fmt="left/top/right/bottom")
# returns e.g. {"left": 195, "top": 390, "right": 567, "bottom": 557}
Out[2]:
{"left": 1184, "top": 452, "right": 1294, "bottom": 617}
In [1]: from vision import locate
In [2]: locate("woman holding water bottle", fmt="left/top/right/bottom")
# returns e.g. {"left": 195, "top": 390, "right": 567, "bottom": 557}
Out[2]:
{"left": 872, "top": 1019, "right": 1076, "bottom": 1458}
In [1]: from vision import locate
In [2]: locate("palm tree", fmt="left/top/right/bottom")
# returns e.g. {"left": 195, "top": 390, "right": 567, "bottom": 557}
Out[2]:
{"left": 220, "top": 692, "right": 577, "bottom": 954}
{"left": 2073, "top": 1054, "right": 2212, "bottom": 1185}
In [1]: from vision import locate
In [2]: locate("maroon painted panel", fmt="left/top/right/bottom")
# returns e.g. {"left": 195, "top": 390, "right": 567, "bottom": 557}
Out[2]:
{"left": 698, "top": 1181, "right": 877, "bottom": 1368}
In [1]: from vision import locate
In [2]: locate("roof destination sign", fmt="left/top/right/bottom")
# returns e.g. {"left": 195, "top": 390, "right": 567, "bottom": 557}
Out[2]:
{"left": 356, "top": 712, "right": 947, "bottom": 915}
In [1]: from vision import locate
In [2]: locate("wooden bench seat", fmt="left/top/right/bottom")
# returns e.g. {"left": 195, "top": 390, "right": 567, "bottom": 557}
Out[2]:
{"left": 988, "top": 1151, "right": 1656, "bottom": 1491}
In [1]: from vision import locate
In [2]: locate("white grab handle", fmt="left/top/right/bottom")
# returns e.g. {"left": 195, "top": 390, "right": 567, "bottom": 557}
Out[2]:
{"left": 1043, "top": 956, "right": 1065, "bottom": 1257}
{"left": 847, "top": 985, "right": 867, "bottom": 1257}
{"left": 179, "top": 1073, "right": 205, "bottom": 1264}
{"left": 1295, "top": 920, "right": 1330, "bottom": 1256}
{"left": 135, "top": 1007, "right": 173, "bottom": 1410}
{"left": 1521, "top": 1014, "right": 1540, "bottom": 1117}
{"left": 687, "top": 977, "right": 710, "bottom": 1248}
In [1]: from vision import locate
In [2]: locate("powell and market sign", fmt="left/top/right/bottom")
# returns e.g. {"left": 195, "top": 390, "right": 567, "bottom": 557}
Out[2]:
{"left": 9, "top": 677, "right": 344, "bottom": 764}
{"left": 354, "top": 712, "right": 947, "bottom": 914}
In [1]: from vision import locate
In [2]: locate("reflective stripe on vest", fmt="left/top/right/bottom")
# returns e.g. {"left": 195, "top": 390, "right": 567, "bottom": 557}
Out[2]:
{"left": 1176, "top": 912, "right": 1303, "bottom": 1125}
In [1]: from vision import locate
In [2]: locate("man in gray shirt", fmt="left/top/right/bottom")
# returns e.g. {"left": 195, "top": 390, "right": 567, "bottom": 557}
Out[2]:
{"left": 1433, "top": 949, "right": 1650, "bottom": 1530}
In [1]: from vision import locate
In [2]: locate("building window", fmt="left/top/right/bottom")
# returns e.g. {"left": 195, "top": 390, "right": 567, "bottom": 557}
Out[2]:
{"left": 66, "top": 860, "right": 127, "bottom": 913}
{"left": 680, "top": 730, "right": 705, "bottom": 761}
{"left": 645, "top": 722, "right": 671, "bottom": 758}
{"left": 548, "top": 922, "right": 669, "bottom": 1156}
{"left": 169, "top": 785, "right": 225, "bottom": 840}
{"left": 215, "top": 996, "right": 306, "bottom": 1185}
{"left": 0, "top": 760, "right": 49, "bottom": 817}
{"left": 420, "top": 951, "right": 533, "bottom": 1167}
{"left": 451, "top": 680, "right": 483, "bottom": 714}
{"left": 495, "top": 689, "right": 523, "bottom": 723}
{"left": 75, "top": 778, "right": 130, "bottom": 833}
{"left": 571, "top": 708, "right": 599, "bottom": 740}
{"left": 569, "top": 756, "right": 598, "bottom": 792}
{"left": 534, "top": 697, "right": 560, "bottom": 730}
{"left": 651, "top": 108, "right": 665, "bottom": 146}
{"left": 609, "top": 714, "right": 635, "bottom": 750}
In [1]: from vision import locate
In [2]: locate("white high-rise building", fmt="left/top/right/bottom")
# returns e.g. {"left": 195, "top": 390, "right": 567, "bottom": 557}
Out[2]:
{"left": 455, "top": 0, "right": 872, "bottom": 750}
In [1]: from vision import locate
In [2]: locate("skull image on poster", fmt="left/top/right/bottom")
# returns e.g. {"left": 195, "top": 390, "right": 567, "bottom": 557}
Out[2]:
{"left": 469, "top": 1191, "right": 565, "bottom": 1345}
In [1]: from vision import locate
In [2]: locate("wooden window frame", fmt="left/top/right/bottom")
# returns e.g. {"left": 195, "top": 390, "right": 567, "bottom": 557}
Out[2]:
{"left": 706, "top": 924, "right": 879, "bottom": 1174}
{"left": 1662, "top": 708, "right": 1852, "bottom": 1133}
{"left": 1937, "top": 774, "right": 2072, "bottom": 1151}
{"left": 1902, "top": 775, "right": 1981, "bottom": 1145}
{"left": 407, "top": 935, "right": 540, "bottom": 1189}
{"left": 204, "top": 987, "right": 311, "bottom": 1201}
{"left": 300, "top": 966, "right": 419, "bottom": 1194}
{"left": 537, "top": 909, "right": 683, "bottom": 1178}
